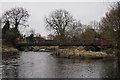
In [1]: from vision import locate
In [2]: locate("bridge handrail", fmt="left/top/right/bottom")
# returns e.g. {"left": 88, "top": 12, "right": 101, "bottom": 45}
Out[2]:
{"left": 17, "top": 39, "right": 102, "bottom": 46}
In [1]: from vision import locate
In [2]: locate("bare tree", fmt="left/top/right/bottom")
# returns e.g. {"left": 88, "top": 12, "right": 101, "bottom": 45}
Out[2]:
{"left": 89, "top": 20, "right": 100, "bottom": 32}
{"left": 67, "top": 20, "right": 83, "bottom": 40}
{"left": 2, "top": 7, "right": 29, "bottom": 31}
{"left": 45, "top": 9, "right": 74, "bottom": 40}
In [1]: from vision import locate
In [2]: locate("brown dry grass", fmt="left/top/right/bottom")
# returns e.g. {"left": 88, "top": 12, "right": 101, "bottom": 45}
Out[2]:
{"left": 53, "top": 48, "right": 109, "bottom": 59}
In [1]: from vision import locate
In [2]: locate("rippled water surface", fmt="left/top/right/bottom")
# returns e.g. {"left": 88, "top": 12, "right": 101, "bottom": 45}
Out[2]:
{"left": 1, "top": 51, "right": 120, "bottom": 78}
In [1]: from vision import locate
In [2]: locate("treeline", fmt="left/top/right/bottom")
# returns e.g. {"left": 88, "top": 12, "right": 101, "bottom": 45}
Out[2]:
{"left": 1, "top": 2, "right": 120, "bottom": 48}
{"left": 47, "top": 21, "right": 100, "bottom": 41}
{"left": 46, "top": 2, "right": 120, "bottom": 48}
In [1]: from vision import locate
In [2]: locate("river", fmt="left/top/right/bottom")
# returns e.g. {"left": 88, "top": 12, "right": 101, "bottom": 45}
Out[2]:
{"left": 1, "top": 51, "right": 120, "bottom": 78}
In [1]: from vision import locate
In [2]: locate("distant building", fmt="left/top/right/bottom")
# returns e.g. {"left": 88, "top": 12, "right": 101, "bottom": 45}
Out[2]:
{"left": 47, "top": 34, "right": 54, "bottom": 40}
{"left": 32, "top": 37, "right": 46, "bottom": 43}
{"left": 33, "top": 37, "right": 45, "bottom": 41}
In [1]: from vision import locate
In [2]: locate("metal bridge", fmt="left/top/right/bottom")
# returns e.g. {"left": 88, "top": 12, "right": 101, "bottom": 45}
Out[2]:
{"left": 17, "top": 40, "right": 102, "bottom": 47}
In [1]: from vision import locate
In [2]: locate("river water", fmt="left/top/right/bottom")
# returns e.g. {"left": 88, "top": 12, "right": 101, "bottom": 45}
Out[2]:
{"left": 1, "top": 51, "right": 120, "bottom": 78}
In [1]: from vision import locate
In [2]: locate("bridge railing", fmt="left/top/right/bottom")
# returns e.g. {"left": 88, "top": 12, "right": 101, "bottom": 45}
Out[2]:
{"left": 17, "top": 39, "right": 102, "bottom": 46}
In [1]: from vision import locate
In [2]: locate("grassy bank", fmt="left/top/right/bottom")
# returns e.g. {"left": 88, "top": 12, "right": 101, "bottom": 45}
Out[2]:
{"left": 51, "top": 47, "right": 114, "bottom": 59}
{"left": 2, "top": 45, "right": 18, "bottom": 53}
{"left": 2, "top": 45, "right": 19, "bottom": 58}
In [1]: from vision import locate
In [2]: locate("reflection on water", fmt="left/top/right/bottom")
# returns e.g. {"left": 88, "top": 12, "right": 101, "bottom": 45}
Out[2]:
{"left": 1, "top": 51, "right": 120, "bottom": 78}
{"left": 117, "top": 59, "right": 120, "bottom": 78}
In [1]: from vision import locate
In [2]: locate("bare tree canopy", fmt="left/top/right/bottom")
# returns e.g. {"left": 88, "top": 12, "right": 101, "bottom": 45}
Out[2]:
{"left": 89, "top": 20, "right": 99, "bottom": 33}
{"left": 67, "top": 20, "right": 83, "bottom": 40}
{"left": 2, "top": 7, "right": 29, "bottom": 30}
{"left": 45, "top": 9, "right": 74, "bottom": 40}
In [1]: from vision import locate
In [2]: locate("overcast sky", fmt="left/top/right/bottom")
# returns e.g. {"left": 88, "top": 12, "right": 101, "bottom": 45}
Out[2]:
{"left": 1, "top": 2, "right": 114, "bottom": 36}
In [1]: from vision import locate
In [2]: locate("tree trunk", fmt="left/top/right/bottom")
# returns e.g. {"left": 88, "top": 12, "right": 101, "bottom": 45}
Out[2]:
{"left": 14, "top": 22, "right": 22, "bottom": 38}
{"left": 60, "top": 30, "right": 65, "bottom": 40}
{"left": 15, "top": 22, "right": 19, "bottom": 30}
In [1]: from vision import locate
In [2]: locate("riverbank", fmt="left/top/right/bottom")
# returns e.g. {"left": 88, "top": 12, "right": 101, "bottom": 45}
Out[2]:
{"left": 2, "top": 46, "right": 19, "bottom": 58}
{"left": 2, "top": 44, "right": 119, "bottom": 59}
{"left": 2, "top": 46, "right": 19, "bottom": 53}
{"left": 51, "top": 47, "right": 114, "bottom": 59}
